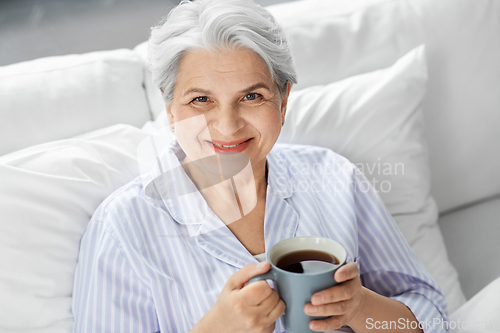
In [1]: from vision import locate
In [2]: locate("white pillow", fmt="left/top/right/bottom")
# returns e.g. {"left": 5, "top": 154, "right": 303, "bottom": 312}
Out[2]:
{"left": 0, "top": 124, "right": 148, "bottom": 333}
{"left": 266, "top": 0, "right": 424, "bottom": 91}
{"left": 133, "top": 41, "right": 166, "bottom": 120}
{"left": 278, "top": 45, "right": 466, "bottom": 313}
{"left": 0, "top": 49, "right": 151, "bottom": 156}
{"left": 448, "top": 277, "right": 500, "bottom": 333}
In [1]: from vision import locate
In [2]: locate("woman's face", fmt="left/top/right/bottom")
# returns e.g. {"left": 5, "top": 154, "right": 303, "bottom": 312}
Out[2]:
{"left": 166, "top": 47, "right": 291, "bottom": 174}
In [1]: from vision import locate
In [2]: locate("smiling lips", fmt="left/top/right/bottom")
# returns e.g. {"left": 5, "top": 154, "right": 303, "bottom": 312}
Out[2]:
{"left": 207, "top": 138, "right": 252, "bottom": 153}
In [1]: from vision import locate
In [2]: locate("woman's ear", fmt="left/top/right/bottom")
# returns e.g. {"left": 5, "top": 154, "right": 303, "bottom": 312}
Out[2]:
{"left": 166, "top": 104, "right": 175, "bottom": 126}
{"left": 280, "top": 81, "right": 292, "bottom": 124}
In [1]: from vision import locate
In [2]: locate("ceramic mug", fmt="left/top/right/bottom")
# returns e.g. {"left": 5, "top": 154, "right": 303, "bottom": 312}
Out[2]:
{"left": 248, "top": 236, "right": 347, "bottom": 333}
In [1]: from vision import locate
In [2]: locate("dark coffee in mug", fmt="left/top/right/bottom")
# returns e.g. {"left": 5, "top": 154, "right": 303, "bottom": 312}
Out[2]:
{"left": 276, "top": 249, "right": 339, "bottom": 274}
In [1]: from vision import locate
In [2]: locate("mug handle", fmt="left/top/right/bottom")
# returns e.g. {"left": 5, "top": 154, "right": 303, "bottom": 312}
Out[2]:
{"left": 248, "top": 269, "right": 276, "bottom": 284}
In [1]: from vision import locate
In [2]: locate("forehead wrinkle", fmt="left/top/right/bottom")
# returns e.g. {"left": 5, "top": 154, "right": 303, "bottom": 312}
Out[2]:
{"left": 175, "top": 48, "right": 277, "bottom": 98}
{"left": 183, "top": 71, "right": 272, "bottom": 91}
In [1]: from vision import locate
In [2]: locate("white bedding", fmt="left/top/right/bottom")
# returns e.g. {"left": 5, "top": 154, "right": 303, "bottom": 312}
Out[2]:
{"left": 448, "top": 277, "right": 500, "bottom": 333}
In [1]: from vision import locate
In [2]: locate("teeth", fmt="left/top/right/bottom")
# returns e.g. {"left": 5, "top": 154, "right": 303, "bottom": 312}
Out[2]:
{"left": 212, "top": 142, "right": 241, "bottom": 148}
{"left": 211, "top": 142, "right": 243, "bottom": 148}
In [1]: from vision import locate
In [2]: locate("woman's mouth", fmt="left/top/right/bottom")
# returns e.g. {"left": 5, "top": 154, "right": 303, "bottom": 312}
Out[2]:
{"left": 207, "top": 138, "right": 252, "bottom": 153}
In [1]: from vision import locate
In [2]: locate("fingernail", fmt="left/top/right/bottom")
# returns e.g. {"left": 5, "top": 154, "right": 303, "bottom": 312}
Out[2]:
{"left": 257, "top": 261, "right": 267, "bottom": 269}
{"left": 310, "top": 322, "right": 320, "bottom": 330}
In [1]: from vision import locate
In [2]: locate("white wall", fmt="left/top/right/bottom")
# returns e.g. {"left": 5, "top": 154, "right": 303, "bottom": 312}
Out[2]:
{"left": 0, "top": 0, "right": 298, "bottom": 66}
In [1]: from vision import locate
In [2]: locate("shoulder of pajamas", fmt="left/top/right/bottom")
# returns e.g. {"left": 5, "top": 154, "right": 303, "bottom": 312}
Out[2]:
{"left": 72, "top": 141, "right": 448, "bottom": 333}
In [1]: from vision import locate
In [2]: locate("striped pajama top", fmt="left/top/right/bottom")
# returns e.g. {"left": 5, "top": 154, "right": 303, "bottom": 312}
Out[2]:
{"left": 72, "top": 141, "right": 448, "bottom": 332}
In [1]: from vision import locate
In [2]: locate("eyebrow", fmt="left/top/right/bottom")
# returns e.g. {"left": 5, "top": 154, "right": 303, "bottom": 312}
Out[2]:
{"left": 239, "top": 83, "right": 271, "bottom": 94}
{"left": 182, "top": 83, "right": 271, "bottom": 97}
{"left": 183, "top": 88, "right": 211, "bottom": 97}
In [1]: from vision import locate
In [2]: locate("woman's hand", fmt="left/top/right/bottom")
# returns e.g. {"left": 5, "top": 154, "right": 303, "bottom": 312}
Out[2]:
{"left": 303, "top": 261, "right": 366, "bottom": 332}
{"left": 192, "top": 261, "right": 285, "bottom": 333}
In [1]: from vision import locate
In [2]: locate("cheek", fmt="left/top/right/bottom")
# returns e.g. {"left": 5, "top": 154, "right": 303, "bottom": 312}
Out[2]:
{"left": 170, "top": 104, "right": 198, "bottom": 123}
{"left": 249, "top": 112, "right": 282, "bottom": 149}
{"left": 171, "top": 104, "right": 208, "bottom": 133}
{"left": 171, "top": 106, "right": 210, "bottom": 137}
{"left": 260, "top": 109, "right": 283, "bottom": 134}
{"left": 253, "top": 101, "right": 282, "bottom": 127}
{"left": 173, "top": 114, "right": 210, "bottom": 159}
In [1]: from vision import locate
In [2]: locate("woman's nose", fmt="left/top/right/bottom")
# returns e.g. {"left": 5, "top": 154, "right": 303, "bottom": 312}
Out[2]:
{"left": 211, "top": 105, "right": 244, "bottom": 137}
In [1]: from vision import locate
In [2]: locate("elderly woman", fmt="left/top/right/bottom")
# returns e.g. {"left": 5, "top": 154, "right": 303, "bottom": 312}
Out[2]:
{"left": 72, "top": 0, "right": 448, "bottom": 332}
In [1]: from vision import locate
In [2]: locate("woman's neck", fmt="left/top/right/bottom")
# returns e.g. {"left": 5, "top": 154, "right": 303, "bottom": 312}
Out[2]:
{"left": 181, "top": 154, "right": 268, "bottom": 223}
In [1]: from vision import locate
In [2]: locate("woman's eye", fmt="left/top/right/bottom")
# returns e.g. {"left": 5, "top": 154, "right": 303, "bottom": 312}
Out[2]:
{"left": 244, "top": 93, "right": 261, "bottom": 101}
{"left": 193, "top": 96, "right": 209, "bottom": 103}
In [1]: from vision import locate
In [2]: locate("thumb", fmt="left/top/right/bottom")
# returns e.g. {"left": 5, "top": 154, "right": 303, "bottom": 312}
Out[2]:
{"left": 228, "top": 261, "right": 271, "bottom": 290}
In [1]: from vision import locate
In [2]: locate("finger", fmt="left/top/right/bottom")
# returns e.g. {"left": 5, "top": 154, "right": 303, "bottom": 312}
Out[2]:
{"left": 241, "top": 279, "right": 274, "bottom": 306}
{"left": 266, "top": 297, "right": 286, "bottom": 322}
{"left": 310, "top": 278, "right": 359, "bottom": 305}
{"left": 309, "top": 315, "right": 344, "bottom": 332}
{"left": 227, "top": 261, "right": 271, "bottom": 290}
{"left": 304, "top": 299, "right": 349, "bottom": 317}
{"left": 241, "top": 288, "right": 281, "bottom": 321}
{"left": 242, "top": 272, "right": 283, "bottom": 307}
{"left": 334, "top": 261, "right": 358, "bottom": 283}
{"left": 265, "top": 289, "right": 281, "bottom": 309}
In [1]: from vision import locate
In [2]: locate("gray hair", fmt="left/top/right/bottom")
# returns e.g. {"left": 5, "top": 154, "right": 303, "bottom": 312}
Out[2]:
{"left": 147, "top": 0, "right": 297, "bottom": 104}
